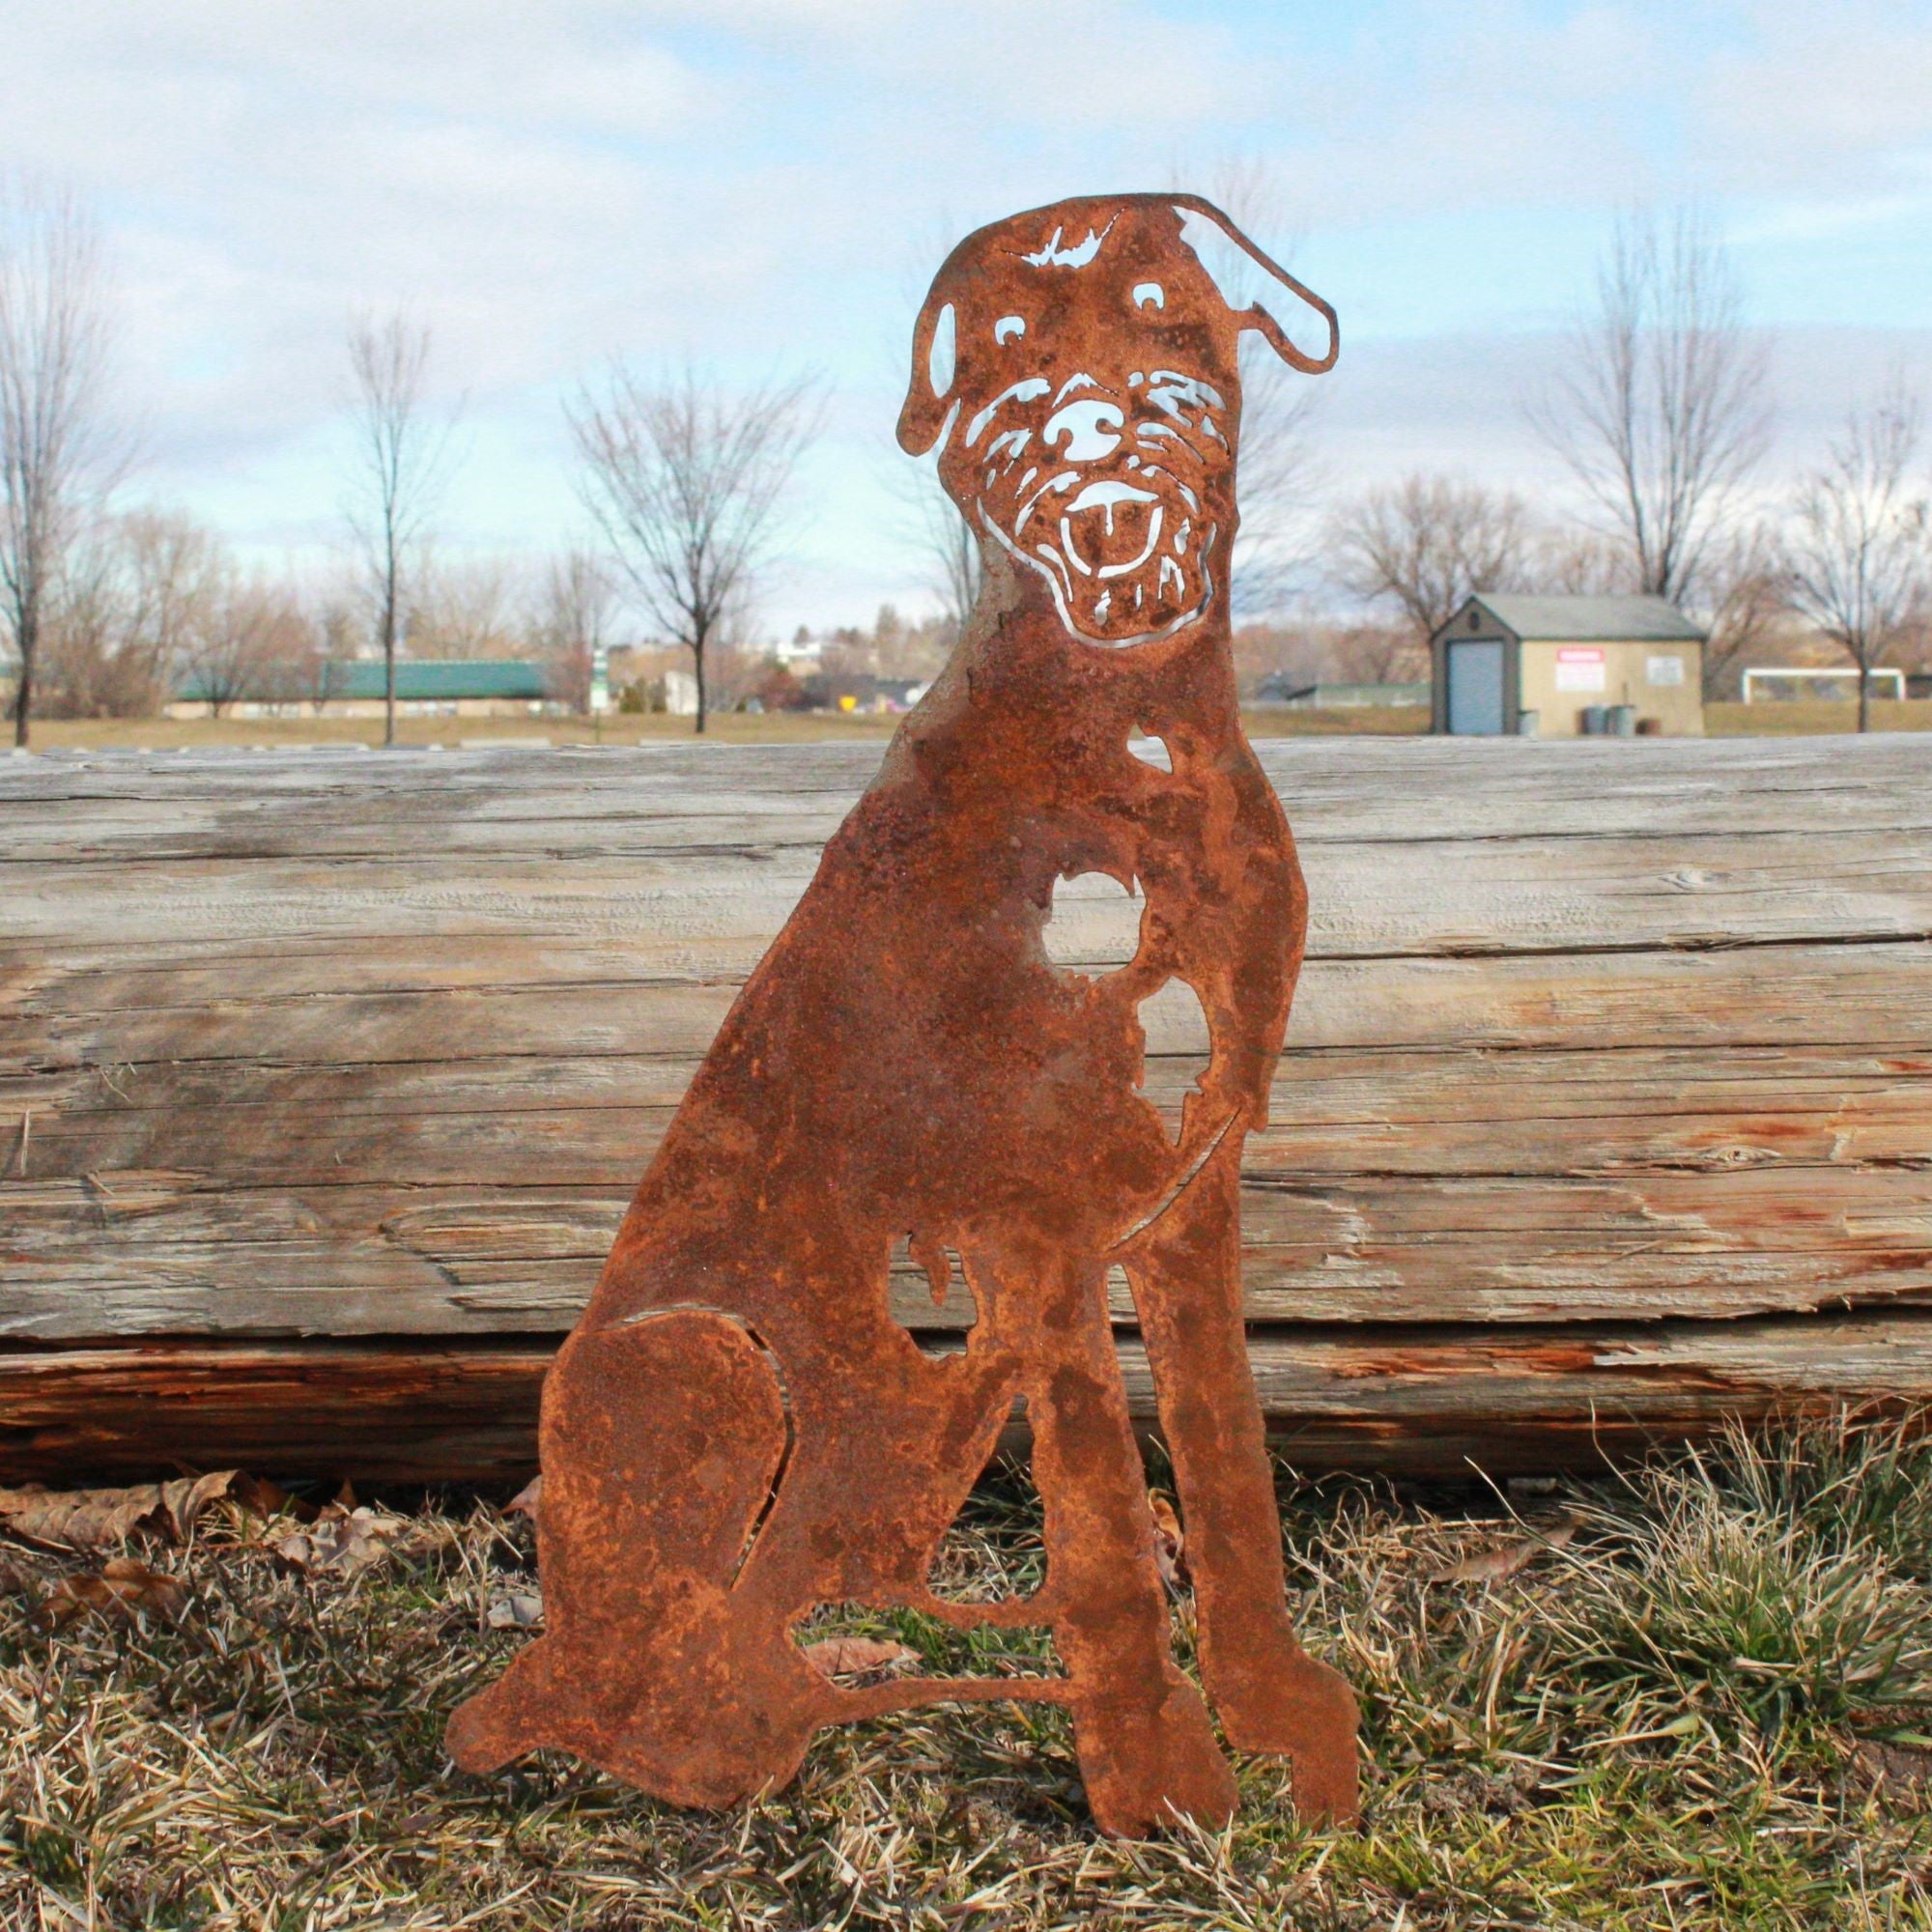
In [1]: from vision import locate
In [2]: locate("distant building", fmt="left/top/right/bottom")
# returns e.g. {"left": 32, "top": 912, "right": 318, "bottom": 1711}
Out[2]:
{"left": 798, "top": 672, "right": 927, "bottom": 714}
{"left": 1431, "top": 595, "right": 1706, "bottom": 737}
{"left": 168, "top": 659, "right": 554, "bottom": 720}
{"left": 772, "top": 629, "right": 824, "bottom": 670}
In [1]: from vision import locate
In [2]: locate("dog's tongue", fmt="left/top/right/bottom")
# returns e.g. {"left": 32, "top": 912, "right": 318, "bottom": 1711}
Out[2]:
{"left": 1060, "top": 481, "right": 1161, "bottom": 579}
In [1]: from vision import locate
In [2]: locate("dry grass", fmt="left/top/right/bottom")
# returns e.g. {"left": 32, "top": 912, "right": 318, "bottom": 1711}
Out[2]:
{"left": 19, "top": 707, "right": 1435, "bottom": 752}
{"left": 16, "top": 711, "right": 904, "bottom": 752}
{"left": 21, "top": 696, "right": 1932, "bottom": 753}
{"left": 1705, "top": 699, "right": 1932, "bottom": 735}
{"left": 3, "top": 1417, "right": 1930, "bottom": 1929}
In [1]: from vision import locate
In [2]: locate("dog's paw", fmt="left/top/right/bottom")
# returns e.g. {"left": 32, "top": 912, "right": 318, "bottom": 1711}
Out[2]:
{"left": 445, "top": 1661, "right": 545, "bottom": 1774}
{"left": 1218, "top": 1656, "right": 1360, "bottom": 1826}
{"left": 1075, "top": 1672, "right": 1240, "bottom": 1838}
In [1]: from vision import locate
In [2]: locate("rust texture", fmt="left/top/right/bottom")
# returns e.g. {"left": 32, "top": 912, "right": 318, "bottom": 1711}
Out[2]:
{"left": 447, "top": 193, "right": 1360, "bottom": 1833}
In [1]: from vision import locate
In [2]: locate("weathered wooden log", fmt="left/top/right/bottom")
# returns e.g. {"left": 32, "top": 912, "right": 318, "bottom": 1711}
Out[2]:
{"left": 3, "top": 737, "right": 1928, "bottom": 1481}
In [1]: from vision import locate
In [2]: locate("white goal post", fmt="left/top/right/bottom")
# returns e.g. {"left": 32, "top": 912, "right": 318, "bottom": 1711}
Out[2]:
{"left": 1741, "top": 666, "right": 1907, "bottom": 702}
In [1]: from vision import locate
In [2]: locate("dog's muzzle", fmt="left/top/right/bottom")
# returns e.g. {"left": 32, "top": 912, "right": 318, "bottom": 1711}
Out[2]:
{"left": 961, "top": 374, "right": 1229, "bottom": 649}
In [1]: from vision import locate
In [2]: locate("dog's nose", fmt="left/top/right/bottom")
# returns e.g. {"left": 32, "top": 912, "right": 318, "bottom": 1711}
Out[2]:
{"left": 1043, "top": 397, "right": 1124, "bottom": 462}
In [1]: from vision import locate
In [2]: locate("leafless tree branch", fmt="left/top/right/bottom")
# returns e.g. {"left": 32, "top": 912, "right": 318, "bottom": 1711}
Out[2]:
{"left": 532, "top": 550, "right": 615, "bottom": 713}
{"left": 1783, "top": 374, "right": 1929, "bottom": 731}
{"left": 40, "top": 509, "right": 221, "bottom": 717}
{"left": 1696, "top": 523, "right": 1791, "bottom": 701}
{"left": 0, "top": 178, "right": 124, "bottom": 746}
{"left": 1530, "top": 208, "right": 1772, "bottom": 606}
{"left": 1328, "top": 472, "right": 1538, "bottom": 643}
{"left": 342, "top": 309, "right": 458, "bottom": 746}
{"left": 569, "top": 364, "right": 819, "bottom": 734}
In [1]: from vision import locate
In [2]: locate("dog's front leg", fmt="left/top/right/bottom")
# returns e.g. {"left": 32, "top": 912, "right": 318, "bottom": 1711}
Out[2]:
{"left": 1122, "top": 1144, "right": 1360, "bottom": 1825}
{"left": 1019, "top": 1245, "right": 1237, "bottom": 1835}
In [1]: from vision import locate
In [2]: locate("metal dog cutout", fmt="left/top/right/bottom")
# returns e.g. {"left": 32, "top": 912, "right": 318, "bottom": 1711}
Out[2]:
{"left": 447, "top": 193, "right": 1361, "bottom": 1835}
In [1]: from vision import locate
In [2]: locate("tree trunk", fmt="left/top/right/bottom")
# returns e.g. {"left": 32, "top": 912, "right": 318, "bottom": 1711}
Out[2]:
{"left": 10, "top": 599, "right": 35, "bottom": 750}
{"left": 383, "top": 550, "right": 398, "bottom": 750}
{"left": 1858, "top": 662, "right": 1871, "bottom": 733}
{"left": 694, "top": 634, "right": 707, "bottom": 736}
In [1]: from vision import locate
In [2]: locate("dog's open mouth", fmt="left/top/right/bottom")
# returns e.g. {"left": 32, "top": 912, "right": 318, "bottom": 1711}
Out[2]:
{"left": 1059, "top": 482, "right": 1163, "bottom": 582}
{"left": 980, "top": 469, "right": 1213, "bottom": 649}
{"left": 977, "top": 456, "right": 1217, "bottom": 648}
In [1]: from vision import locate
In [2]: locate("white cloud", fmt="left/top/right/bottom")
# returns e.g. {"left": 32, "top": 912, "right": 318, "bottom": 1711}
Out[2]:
{"left": 2, "top": 0, "right": 1928, "bottom": 626}
{"left": 1696, "top": 1, "right": 1932, "bottom": 195}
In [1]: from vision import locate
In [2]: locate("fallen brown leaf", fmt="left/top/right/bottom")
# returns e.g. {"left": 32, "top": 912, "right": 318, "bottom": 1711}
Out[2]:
{"left": 40, "top": 1557, "right": 189, "bottom": 1628}
{"left": 1149, "top": 1492, "right": 1189, "bottom": 1594}
{"left": 1430, "top": 1519, "right": 1577, "bottom": 1585}
{"left": 800, "top": 1634, "right": 920, "bottom": 1680}
{"left": 0, "top": 1470, "right": 292, "bottom": 1553}
{"left": 273, "top": 1505, "right": 402, "bottom": 1579}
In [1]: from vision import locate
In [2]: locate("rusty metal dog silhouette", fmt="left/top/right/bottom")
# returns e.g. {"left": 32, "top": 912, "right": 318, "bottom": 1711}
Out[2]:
{"left": 447, "top": 193, "right": 1361, "bottom": 1834}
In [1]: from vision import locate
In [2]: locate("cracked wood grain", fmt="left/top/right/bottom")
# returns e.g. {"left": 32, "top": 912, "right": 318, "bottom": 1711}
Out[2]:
{"left": 2, "top": 738, "right": 1928, "bottom": 1472}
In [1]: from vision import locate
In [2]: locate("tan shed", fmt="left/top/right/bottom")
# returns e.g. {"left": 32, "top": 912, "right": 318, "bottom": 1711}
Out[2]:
{"left": 1432, "top": 594, "right": 1706, "bottom": 737}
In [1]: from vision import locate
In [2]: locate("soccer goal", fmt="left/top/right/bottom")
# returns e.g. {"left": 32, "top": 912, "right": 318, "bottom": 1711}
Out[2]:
{"left": 1740, "top": 666, "right": 1906, "bottom": 703}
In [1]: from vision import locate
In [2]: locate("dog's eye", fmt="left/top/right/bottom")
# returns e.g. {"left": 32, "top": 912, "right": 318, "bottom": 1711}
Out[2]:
{"left": 1132, "top": 283, "right": 1165, "bottom": 311}
{"left": 994, "top": 315, "right": 1026, "bottom": 345}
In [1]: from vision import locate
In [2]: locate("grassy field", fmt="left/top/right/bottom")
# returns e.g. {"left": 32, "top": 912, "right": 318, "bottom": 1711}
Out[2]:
{"left": 14, "top": 696, "right": 1932, "bottom": 752}
{"left": 1706, "top": 699, "right": 1932, "bottom": 735}
{"left": 3, "top": 1415, "right": 1928, "bottom": 1928}
{"left": 17, "top": 707, "right": 1423, "bottom": 751}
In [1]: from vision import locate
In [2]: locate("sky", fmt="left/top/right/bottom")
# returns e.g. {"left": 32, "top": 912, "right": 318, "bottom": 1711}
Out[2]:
{"left": 4, "top": 0, "right": 1931, "bottom": 634}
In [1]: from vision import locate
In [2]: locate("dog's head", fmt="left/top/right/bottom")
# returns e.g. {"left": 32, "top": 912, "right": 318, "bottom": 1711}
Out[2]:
{"left": 898, "top": 194, "right": 1336, "bottom": 650}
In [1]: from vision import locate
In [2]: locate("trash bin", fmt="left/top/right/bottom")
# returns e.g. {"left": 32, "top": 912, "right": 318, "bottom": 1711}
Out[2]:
{"left": 1607, "top": 704, "right": 1636, "bottom": 736}
{"left": 1580, "top": 705, "right": 1607, "bottom": 735}
{"left": 1517, "top": 709, "right": 1539, "bottom": 736}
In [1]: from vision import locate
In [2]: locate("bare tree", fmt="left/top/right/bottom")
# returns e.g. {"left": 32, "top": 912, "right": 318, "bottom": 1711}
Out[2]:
{"left": 1526, "top": 528, "right": 1636, "bottom": 597}
{"left": 42, "top": 508, "right": 220, "bottom": 717}
{"left": 298, "top": 596, "right": 361, "bottom": 713}
{"left": 179, "top": 570, "right": 307, "bottom": 717}
{"left": 908, "top": 474, "right": 981, "bottom": 648}
{"left": 531, "top": 550, "right": 614, "bottom": 713}
{"left": 1531, "top": 208, "right": 1772, "bottom": 605}
{"left": 37, "top": 534, "right": 129, "bottom": 718}
{"left": 1697, "top": 524, "right": 1791, "bottom": 701}
{"left": 0, "top": 180, "right": 122, "bottom": 746}
{"left": 408, "top": 551, "right": 525, "bottom": 659}
{"left": 343, "top": 310, "right": 456, "bottom": 746}
{"left": 122, "top": 510, "right": 219, "bottom": 692}
{"left": 1330, "top": 472, "right": 1537, "bottom": 644}
{"left": 1325, "top": 621, "right": 1428, "bottom": 686}
{"left": 1784, "top": 377, "right": 1929, "bottom": 732}
{"left": 569, "top": 365, "right": 818, "bottom": 735}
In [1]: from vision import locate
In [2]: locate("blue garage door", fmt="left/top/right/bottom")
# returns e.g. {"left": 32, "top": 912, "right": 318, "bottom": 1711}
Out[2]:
{"left": 1445, "top": 640, "right": 1507, "bottom": 735}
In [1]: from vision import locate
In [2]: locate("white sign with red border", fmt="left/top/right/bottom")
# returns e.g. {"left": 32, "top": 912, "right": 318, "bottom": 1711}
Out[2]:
{"left": 1553, "top": 646, "right": 1606, "bottom": 693}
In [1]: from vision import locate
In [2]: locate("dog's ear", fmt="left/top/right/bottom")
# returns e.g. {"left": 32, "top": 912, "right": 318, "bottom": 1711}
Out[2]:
{"left": 1171, "top": 196, "right": 1338, "bottom": 375}
{"left": 897, "top": 278, "right": 960, "bottom": 457}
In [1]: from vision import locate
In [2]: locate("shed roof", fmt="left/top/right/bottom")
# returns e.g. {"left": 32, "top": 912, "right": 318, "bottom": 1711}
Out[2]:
{"left": 177, "top": 659, "right": 550, "bottom": 703}
{"left": 1452, "top": 594, "right": 1706, "bottom": 643}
